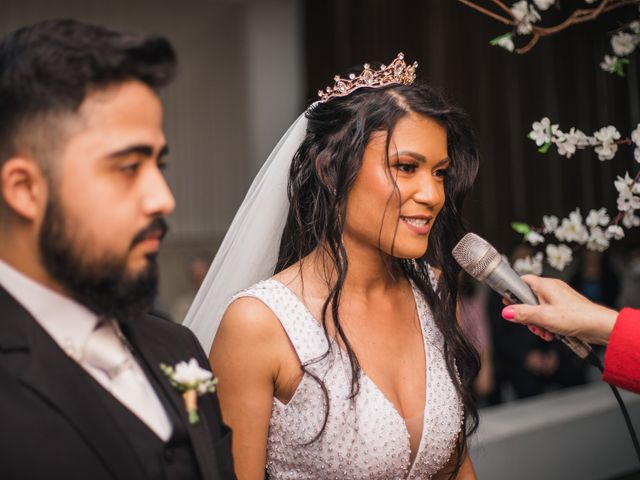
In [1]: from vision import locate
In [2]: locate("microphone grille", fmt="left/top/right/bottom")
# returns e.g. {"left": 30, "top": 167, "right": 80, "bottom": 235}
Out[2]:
{"left": 452, "top": 233, "right": 501, "bottom": 279}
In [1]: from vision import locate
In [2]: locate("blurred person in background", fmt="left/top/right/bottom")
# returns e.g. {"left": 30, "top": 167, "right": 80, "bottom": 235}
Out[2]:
{"left": 617, "top": 244, "right": 640, "bottom": 309}
{"left": 458, "top": 273, "right": 494, "bottom": 405}
{"left": 488, "top": 243, "right": 588, "bottom": 403}
{"left": 570, "top": 250, "right": 619, "bottom": 309}
{"left": 171, "top": 254, "right": 211, "bottom": 323}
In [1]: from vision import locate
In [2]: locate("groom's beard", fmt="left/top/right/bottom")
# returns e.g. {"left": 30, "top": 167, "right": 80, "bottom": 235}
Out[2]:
{"left": 38, "top": 198, "right": 167, "bottom": 323}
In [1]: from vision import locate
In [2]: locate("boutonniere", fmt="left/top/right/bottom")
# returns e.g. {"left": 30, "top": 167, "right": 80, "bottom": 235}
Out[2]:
{"left": 160, "top": 358, "right": 218, "bottom": 424}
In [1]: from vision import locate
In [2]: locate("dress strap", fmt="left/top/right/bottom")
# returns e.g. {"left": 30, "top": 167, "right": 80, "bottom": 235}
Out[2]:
{"left": 230, "top": 279, "right": 330, "bottom": 364}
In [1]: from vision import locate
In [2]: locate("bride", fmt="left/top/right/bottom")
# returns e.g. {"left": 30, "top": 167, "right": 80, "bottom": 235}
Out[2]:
{"left": 185, "top": 53, "right": 480, "bottom": 479}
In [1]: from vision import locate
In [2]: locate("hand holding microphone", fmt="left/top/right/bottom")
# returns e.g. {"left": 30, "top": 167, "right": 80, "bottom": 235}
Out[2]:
{"left": 452, "top": 233, "right": 596, "bottom": 363}
{"left": 452, "top": 233, "right": 640, "bottom": 463}
{"left": 501, "top": 274, "right": 618, "bottom": 346}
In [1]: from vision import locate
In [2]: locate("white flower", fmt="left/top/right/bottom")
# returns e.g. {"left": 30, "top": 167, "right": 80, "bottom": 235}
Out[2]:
{"left": 513, "top": 252, "right": 544, "bottom": 276}
{"left": 587, "top": 227, "right": 610, "bottom": 252}
{"left": 497, "top": 34, "right": 515, "bottom": 52}
{"left": 623, "top": 210, "right": 640, "bottom": 228}
{"left": 595, "top": 142, "right": 619, "bottom": 161}
{"left": 172, "top": 358, "right": 213, "bottom": 386}
{"left": 617, "top": 190, "right": 640, "bottom": 212}
{"left": 529, "top": 117, "right": 558, "bottom": 146}
{"left": 600, "top": 55, "right": 619, "bottom": 73}
{"left": 546, "top": 243, "right": 573, "bottom": 271}
{"left": 593, "top": 125, "right": 621, "bottom": 161}
{"left": 594, "top": 125, "right": 621, "bottom": 143}
{"left": 635, "top": 148, "right": 640, "bottom": 163}
{"left": 511, "top": 0, "right": 541, "bottom": 34}
{"left": 525, "top": 230, "right": 545, "bottom": 246}
{"left": 606, "top": 225, "right": 625, "bottom": 240}
{"left": 533, "top": 0, "right": 555, "bottom": 10}
{"left": 553, "top": 128, "right": 591, "bottom": 158}
{"left": 542, "top": 215, "right": 559, "bottom": 234}
{"left": 632, "top": 123, "right": 640, "bottom": 147}
{"left": 630, "top": 21, "right": 640, "bottom": 34}
{"left": 615, "top": 172, "right": 634, "bottom": 194}
{"left": 554, "top": 208, "right": 588, "bottom": 244}
{"left": 584, "top": 0, "right": 598, "bottom": 3}
{"left": 611, "top": 32, "right": 637, "bottom": 57}
{"left": 585, "top": 208, "right": 610, "bottom": 228}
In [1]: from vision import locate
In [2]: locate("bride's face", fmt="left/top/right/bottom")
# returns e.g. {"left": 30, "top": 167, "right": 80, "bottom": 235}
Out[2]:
{"left": 343, "top": 112, "right": 448, "bottom": 259}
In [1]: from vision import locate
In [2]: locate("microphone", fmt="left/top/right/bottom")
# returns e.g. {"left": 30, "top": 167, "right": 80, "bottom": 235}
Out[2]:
{"left": 451, "top": 232, "right": 593, "bottom": 361}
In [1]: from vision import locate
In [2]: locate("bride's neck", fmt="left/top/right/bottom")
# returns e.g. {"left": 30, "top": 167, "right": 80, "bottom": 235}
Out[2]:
{"left": 307, "top": 238, "right": 403, "bottom": 296}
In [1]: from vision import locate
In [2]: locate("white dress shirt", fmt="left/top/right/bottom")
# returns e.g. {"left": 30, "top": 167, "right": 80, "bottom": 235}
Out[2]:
{"left": 0, "top": 259, "right": 173, "bottom": 440}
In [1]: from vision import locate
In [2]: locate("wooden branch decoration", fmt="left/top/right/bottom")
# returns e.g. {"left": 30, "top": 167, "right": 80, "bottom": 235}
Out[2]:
{"left": 458, "top": 0, "right": 640, "bottom": 54}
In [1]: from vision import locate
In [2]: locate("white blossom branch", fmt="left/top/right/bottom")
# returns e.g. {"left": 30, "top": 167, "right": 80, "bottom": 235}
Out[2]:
{"left": 510, "top": 121, "right": 640, "bottom": 274}
{"left": 459, "top": 0, "right": 640, "bottom": 54}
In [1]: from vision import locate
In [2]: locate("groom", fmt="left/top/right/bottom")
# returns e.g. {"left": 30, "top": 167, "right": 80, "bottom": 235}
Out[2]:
{"left": 0, "top": 19, "right": 233, "bottom": 479}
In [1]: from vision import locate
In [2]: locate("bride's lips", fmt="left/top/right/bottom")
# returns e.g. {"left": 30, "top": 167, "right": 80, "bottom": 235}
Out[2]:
{"left": 400, "top": 215, "right": 433, "bottom": 235}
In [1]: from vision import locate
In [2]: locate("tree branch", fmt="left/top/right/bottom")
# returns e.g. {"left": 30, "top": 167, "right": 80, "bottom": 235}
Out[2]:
{"left": 458, "top": 0, "right": 640, "bottom": 54}
{"left": 458, "top": 0, "right": 513, "bottom": 25}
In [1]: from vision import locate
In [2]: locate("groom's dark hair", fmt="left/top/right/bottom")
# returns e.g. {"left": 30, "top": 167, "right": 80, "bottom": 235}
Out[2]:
{"left": 0, "top": 18, "right": 177, "bottom": 168}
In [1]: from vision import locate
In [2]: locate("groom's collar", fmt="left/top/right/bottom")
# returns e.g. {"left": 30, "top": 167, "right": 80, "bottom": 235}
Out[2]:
{"left": 0, "top": 259, "right": 98, "bottom": 358}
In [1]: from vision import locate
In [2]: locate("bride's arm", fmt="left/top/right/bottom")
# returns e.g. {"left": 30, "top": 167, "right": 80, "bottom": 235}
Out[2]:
{"left": 454, "top": 452, "right": 476, "bottom": 479}
{"left": 210, "top": 297, "right": 284, "bottom": 480}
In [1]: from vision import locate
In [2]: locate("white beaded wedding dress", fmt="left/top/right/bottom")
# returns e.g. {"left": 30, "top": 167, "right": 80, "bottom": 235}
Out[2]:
{"left": 231, "top": 277, "right": 463, "bottom": 480}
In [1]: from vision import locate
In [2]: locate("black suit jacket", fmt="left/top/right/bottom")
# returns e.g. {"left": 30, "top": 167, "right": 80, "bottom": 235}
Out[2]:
{"left": 0, "top": 285, "right": 234, "bottom": 480}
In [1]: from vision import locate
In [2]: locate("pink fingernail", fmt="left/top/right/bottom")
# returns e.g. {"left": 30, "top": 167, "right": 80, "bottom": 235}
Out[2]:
{"left": 502, "top": 306, "right": 515, "bottom": 320}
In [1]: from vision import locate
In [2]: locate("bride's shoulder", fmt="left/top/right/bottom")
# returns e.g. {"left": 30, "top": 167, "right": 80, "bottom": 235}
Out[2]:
{"left": 218, "top": 288, "right": 284, "bottom": 347}
{"left": 220, "top": 279, "right": 278, "bottom": 334}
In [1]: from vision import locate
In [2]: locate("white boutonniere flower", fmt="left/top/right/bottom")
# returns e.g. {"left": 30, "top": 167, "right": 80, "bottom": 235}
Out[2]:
{"left": 160, "top": 358, "right": 218, "bottom": 424}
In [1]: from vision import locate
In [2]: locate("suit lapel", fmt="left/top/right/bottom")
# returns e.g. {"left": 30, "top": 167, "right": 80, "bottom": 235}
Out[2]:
{"left": 123, "top": 319, "right": 221, "bottom": 480}
{"left": 0, "top": 286, "right": 147, "bottom": 480}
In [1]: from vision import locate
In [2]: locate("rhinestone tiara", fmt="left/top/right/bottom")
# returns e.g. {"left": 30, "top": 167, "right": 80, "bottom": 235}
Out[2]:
{"left": 317, "top": 52, "right": 418, "bottom": 103}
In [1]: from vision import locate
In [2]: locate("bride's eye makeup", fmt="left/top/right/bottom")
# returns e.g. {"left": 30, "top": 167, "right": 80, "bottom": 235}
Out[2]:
{"left": 390, "top": 150, "right": 425, "bottom": 175}
{"left": 394, "top": 161, "right": 418, "bottom": 173}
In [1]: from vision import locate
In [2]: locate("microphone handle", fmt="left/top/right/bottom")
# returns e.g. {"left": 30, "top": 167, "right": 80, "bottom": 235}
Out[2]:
{"left": 485, "top": 260, "right": 593, "bottom": 360}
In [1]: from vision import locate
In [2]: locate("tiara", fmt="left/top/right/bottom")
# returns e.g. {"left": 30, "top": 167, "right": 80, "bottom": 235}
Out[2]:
{"left": 317, "top": 52, "right": 418, "bottom": 103}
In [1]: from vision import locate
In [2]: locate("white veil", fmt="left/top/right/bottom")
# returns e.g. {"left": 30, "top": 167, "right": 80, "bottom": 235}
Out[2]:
{"left": 183, "top": 110, "right": 310, "bottom": 353}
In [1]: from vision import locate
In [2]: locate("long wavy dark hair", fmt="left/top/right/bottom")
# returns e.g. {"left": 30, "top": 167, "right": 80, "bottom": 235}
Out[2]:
{"left": 275, "top": 79, "right": 480, "bottom": 478}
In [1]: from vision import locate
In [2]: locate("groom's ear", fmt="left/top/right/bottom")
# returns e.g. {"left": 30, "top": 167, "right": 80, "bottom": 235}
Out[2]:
{"left": 1, "top": 156, "right": 48, "bottom": 221}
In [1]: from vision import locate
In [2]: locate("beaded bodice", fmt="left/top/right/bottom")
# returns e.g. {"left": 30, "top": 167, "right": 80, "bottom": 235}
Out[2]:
{"left": 232, "top": 279, "right": 463, "bottom": 480}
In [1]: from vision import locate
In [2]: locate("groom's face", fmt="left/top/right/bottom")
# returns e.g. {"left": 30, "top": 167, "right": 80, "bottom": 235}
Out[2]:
{"left": 38, "top": 80, "right": 175, "bottom": 319}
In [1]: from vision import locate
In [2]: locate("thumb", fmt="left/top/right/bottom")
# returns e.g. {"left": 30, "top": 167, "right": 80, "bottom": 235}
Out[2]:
{"left": 520, "top": 274, "right": 544, "bottom": 295}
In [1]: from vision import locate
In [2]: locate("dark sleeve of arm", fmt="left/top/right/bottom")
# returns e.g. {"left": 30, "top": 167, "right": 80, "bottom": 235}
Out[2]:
{"left": 603, "top": 308, "right": 640, "bottom": 394}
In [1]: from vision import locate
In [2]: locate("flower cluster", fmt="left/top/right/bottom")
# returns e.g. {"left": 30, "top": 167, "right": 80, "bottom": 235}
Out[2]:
{"left": 601, "top": 20, "right": 640, "bottom": 77}
{"left": 511, "top": 204, "right": 632, "bottom": 273}
{"left": 529, "top": 118, "right": 640, "bottom": 162}
{"left": 511, "top": 0, "right": 542, "bottom": 34}
{"left": 510, "top": 161, "right": 640, "bottom": 272}
{"left": 485, "top": 0, "right": 640, "bottom": 71}
{"left": 615, "top": 172, "right": 640, "bottom": 226}
{"left": 489, "top": 0, "right": 546, "bottom": 51}
{"left": 511, "top": 119, "right": 640, "bottom": 274}
{"left": 513, "top": 251, "right": 544, "bottom": 275}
